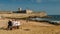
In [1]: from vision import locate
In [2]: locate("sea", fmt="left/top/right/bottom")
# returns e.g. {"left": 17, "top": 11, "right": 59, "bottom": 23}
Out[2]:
{"left": 48, "top": 15, "right": 60, "bottom": 21}
{"left": 30, "top": 15, "right": 60, "bottom": 22}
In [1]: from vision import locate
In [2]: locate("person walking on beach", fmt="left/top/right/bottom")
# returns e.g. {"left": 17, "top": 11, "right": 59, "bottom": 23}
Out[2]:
{"left": 7, "top": 20, "right": 12, "bottom": 30}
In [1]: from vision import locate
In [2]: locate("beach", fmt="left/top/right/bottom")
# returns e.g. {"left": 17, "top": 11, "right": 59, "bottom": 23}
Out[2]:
{"left": 0, "top": 19, "right": 60, "bottom": 34}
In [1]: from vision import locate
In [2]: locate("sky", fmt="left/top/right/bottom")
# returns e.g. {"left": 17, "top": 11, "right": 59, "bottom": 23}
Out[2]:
{"left": 0, "top": 0, "right": 60, "bottom": 15}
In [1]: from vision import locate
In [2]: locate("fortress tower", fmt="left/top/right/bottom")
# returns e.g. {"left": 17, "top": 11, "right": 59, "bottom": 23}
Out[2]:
{"left": 26, "top": 9, "right": 32, "bottom": 14}
{"left": 18, "top": 8, "right": 22, "bottom": 11}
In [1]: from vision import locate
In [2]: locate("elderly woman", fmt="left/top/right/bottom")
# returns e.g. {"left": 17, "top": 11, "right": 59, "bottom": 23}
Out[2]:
{"left": 16, "top": 20, "right": 20, "bottom": 29}
{"left": 12, "top": 19, "right": 20, "bottom": 29}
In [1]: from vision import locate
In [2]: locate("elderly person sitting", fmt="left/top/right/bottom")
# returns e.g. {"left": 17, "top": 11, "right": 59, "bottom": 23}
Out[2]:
{"left": 12, "top": 19, "right": 20, "bottom": 29}
{"left": 7, "top": 20, "right": 12, "bottom": 30}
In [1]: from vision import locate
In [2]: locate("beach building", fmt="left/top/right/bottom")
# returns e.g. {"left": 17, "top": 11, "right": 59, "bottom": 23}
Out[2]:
{"left": 26, "top": 9, "right": 32, "bottom": 14}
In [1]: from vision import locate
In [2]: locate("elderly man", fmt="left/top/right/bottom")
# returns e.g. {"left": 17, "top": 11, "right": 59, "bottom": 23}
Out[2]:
{"left": 7, "top": 20, "right": 12, "bottom": 30}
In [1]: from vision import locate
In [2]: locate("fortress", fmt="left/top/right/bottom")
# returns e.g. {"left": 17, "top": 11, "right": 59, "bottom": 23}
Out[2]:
{"left": 0, "top": 8, "right": 47, "bottom": 18}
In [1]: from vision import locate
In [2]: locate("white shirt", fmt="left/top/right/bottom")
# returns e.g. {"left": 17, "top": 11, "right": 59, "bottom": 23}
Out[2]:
{"left": 17, "top": 21, "right": 20, "bottom": 26}
{"left": 12, "top": 21, "right": 20, "bottom": 26}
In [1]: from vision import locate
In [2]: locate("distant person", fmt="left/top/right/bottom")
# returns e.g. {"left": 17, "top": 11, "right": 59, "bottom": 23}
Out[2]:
{"left": 7, "top": 20, "right": 12, "bottom": 30}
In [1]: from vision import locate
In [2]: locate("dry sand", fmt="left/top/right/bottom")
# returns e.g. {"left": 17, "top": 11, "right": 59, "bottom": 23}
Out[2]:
{"left": 0, "top": 19, "right": 60, "bottom": 34}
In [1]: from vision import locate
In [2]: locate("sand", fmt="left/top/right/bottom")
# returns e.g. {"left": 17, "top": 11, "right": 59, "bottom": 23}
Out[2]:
{"left": 0, "top": 19, "right": 60, "bottom": 34}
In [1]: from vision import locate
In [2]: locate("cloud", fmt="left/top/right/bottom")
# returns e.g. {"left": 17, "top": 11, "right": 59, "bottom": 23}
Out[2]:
{"left": 31, "top": 0, "right": 34, "bottom": 2}
{"left": 36, "top": 0, "right": 41, "bottom": 3}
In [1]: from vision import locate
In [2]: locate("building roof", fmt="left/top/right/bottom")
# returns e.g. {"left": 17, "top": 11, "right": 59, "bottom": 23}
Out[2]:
{"left": 13, "top": 10, "right": 26, "bottom": 13}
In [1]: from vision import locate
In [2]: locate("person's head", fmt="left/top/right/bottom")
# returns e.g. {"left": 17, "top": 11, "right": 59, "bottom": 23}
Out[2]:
{"left": 9, "top": 19, "right": 12, "bottom": 21}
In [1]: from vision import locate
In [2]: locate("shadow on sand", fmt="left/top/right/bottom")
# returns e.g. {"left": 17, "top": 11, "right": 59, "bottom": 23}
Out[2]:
{"left": 23, "top": 29, "right": 30, "bottom": 31}
{"left": 0, "top": 27, "right": 7, "bottom": 30}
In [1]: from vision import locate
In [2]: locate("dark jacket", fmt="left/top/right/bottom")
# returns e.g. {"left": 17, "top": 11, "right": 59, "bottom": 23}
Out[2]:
{"left": 8, "top": 21, "right": 12, "bottom": 26}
